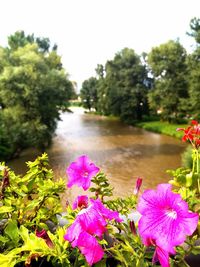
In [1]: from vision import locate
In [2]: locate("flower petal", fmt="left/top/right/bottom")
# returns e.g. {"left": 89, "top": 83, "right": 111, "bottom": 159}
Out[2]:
{"left": 64, "top": 218, "right": 83, "bottom": 247}
{"left": 153, "top": 246, "right": 170, "bottom": 267}
{"left": 76, "top": 231, "right": 104, "bottom": 266}
{"left": 78, "top": 205, "right": 107, "bottom": 237}
{"left": 91, "top": 198, "right": 122, "bottom": 222}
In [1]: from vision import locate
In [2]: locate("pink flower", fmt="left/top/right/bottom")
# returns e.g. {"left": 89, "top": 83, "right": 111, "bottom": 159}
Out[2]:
{"left": 133, "top": 177, "right": 143, "bottom": 195}
{"left": 137, "top": 184, "right": 198, "bottom": 258}
{"left": 67, "top": 155, "right": 100, "bottom": 191}
{"left": 72, "top": 195, "right": 89, "bottom": 210}
{"left": 64, "top": 198, "right": 122, "bottom": 265}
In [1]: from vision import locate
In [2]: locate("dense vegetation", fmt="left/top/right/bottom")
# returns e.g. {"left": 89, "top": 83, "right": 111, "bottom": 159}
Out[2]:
{"left": 80, "top": 17, "right": 200, "bottom": 124}
{"left": 0, "top": 31, "right": 74, "bottom": 160}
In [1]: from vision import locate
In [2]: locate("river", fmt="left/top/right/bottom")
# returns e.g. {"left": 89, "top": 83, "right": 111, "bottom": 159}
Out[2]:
{"left": 8, "top": 107, "right": 186, "bottom": 202}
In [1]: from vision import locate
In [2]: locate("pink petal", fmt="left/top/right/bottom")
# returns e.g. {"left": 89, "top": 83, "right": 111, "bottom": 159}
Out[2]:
{"left": 153, "top": 246, "right": 170, "bottom": 267}
{"left": 91, "top": 198, "right": 122, "bottom": 223}
{"left": 64, "top": 218, "right": 83, "bottom": 247}
{"left": 78, "top": 205, "right": 107, "bottom": 237}
{"left": 76, "top": 231, "right": 104, "bottom": 266}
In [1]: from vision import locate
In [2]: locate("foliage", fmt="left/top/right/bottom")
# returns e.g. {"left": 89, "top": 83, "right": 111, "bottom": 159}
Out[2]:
{"left": 187, "top": 17, "right": 200, "bottom": 45}
{"left": 0, "top": 31, "right": 74, "bottom": 160}
{"left": 0, "top": 121, "right": 200, "bottom": 267}
{"left": 80, "top": 48, "right": 150, "bottom": 123}
{"left": 147, "top": 40, "right": 189, "bottom": 122}
{"left": 187, "top": 47, "right": 200, "bottom": 120}
{"left": 80, "top": 77, "right": 98, "bottom": 111}
{"left": 80, "top": 18, "right": 200, "bottom": 125}
{"left": 182, "top": 146, "right": 193, "bottom": 169}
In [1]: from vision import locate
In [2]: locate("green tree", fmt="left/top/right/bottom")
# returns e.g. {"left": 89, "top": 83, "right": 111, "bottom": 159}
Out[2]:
{"left": 103, "top": 48, "right": 149, "bottom": 122}
{"left": 0, "top": 31, "right": 73, "bottom": 159}
{"left": 187, "top": 18, "right": 200, "bottom": 119}
{"left": 80, "top": 77, "right": 98, "bottom": 111}
{"left": 187, "top": 17, "right": 200, "bottom": 44}
{"left": 147, "top": 40, "right": 189, "bottom": 121}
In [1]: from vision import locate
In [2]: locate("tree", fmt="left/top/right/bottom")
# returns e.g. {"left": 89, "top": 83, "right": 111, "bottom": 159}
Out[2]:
{"left": 147, "top": 40, "right": 189, "bottom": 121}
{"left": 187, "top": 17, "right": 200, "bottom": 45}
{"left": 0, "top": 31, "right": 73, "bottom": 159}
{"left": 187, "top": 18, "right": 200, "bottom": 119}
{"left": 103, "top": 48, "right": 149, "bottom": 122}
{"left": 80, "top": 77, "right": 98, "bottom": 111}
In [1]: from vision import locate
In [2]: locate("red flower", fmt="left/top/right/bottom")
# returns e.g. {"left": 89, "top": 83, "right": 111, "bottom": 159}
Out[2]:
{"left": 177, "top": 120, "right": 200, "bottom": 149}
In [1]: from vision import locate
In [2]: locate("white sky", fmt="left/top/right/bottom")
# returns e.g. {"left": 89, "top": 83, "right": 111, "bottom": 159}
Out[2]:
{"left": 0, "top": 0, "right": 200, "bottom": 89}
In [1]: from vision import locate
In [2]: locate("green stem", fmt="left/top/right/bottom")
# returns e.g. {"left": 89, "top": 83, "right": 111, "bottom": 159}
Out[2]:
{"left": 197, "top": 149, "right": 200, "bottom": 193}
{"left": 197, "top": 150, "right": 199, "bottom": 174}
{"left": 74, "top": 249, "right": 79, "bottom": 267}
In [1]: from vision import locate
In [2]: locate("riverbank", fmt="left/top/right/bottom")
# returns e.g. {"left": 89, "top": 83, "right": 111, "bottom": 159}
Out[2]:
{"left": 136, "top": 121, "right": 187, "bottom": 139}
{"left": 81, "top": 108, "right": 188, "bottom": 140}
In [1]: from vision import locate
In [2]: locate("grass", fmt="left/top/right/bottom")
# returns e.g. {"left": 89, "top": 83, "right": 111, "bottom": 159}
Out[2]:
{"left": 136, "top": 121, "right": 187, "bottom": 139}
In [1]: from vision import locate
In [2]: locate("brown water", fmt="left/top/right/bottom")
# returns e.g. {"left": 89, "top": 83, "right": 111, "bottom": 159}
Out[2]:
{"left": 8, "top": 107, "right": 186, "bottom": 202}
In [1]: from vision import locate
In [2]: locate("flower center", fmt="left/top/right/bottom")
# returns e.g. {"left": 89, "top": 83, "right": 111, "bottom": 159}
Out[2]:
{"left": 165, "top": 208, "right": 177, "bottom": 219}
{"left": 82, "top": 171, "right": 89, "bottom": 178}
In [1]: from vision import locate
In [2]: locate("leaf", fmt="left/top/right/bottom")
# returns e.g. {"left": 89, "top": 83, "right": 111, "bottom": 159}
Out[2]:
{"left": 4, "top": 220, "right": 20, "bottom": 244}
{"left": 0, "top": 206, "right": 13, "bottom": 214}
{"left": 190, "top": 246, "right": 200, "bottom": 255}
{"left": 94, "top": 258, "right": 107, "bottom": 267}
{"left": 0, "top": 253, "right": 17, "bottom": 267}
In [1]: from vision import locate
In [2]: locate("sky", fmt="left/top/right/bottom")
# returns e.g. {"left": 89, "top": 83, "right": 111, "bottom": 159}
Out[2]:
{"left": 0, "top": 0, "right": 200, "bottom": 89}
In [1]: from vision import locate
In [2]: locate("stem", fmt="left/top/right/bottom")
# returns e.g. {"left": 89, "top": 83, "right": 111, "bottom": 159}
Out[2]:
{"left": 196, "top": 150, "right": 199, "bottom": 175}
{"left": 197, "top": 149, "right": 200, "bottom": 193}
{"left": 74, "top": 249, "right": 79, "bottom": 267}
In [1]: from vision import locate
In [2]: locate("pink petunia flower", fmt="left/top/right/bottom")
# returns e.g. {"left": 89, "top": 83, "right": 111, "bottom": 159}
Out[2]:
{"left": 67, "top": 155, "right": 100, "bottom": 191}
{"left": 137, "top": 184, "right": 198, "bottom": 260}
{"left": 64, "top": 198, "right": 122, "bottom": 265}
{"left": 72, "top": 195, "right": 89, "bottom": 210}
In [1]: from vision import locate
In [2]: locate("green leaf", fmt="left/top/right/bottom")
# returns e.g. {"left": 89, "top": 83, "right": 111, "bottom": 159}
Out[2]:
{"left": 4, "top": 220, "right": 19, "bottom": 244}
{"left": 0, "top": 206, "right": 13, "bottom": 214}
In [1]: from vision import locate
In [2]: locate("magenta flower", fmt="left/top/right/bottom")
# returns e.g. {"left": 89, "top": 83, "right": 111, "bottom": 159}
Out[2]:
{"left": 137, "top": 184, "right": 198, "bottom": 258}
{"left": 67, "top": 155, "right": 100, "bottom": 190}
{"left": 64, "top": 198, "right": 122, "bottom": 265}
{"left": 72, "top": 195, "right": 89, "bottom": 210}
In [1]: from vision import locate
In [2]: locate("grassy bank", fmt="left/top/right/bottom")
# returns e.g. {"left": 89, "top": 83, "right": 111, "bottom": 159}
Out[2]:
{"left": 136, "top": 121, "right": 187, "bottom": 139}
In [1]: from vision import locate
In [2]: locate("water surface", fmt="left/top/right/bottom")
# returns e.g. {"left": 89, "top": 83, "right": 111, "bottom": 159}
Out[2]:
{"left": 8, "top": 107, "right": 186, "bottom": 202}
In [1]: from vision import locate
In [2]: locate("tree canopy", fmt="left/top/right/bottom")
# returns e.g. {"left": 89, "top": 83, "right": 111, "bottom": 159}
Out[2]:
{"left": 147, "top": 40, "right": 188, "bottom": 121}
{"left": 80, "top": 18, "right": 200, "bottom": 124}
{"left": 0, "top": 31, "right": 73, "bottom": 160}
